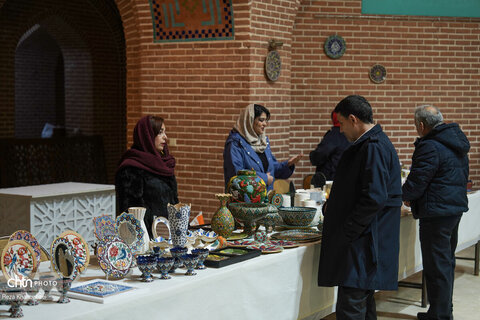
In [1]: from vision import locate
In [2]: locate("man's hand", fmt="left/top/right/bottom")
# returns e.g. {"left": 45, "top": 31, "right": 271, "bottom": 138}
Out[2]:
{"left": 287, "top": 154, "right": 303, "bottom": 167}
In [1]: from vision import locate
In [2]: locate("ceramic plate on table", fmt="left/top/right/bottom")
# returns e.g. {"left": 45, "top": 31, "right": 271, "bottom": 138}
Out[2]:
{"left": 226, "top": 232, "right": 249, "bottom": 241}
{"left": 270, "top": 229, "right": 322, "bottom": 243}
{"left": 97, "top": 237, "right": 133, "bottom": 279}
{"left": 50, "top": 236, "right": 78, "bottom": 281}
{"left": 9, "top": 230, "right": 41, "bottom": 264}
{"left": 1, "top": 240, "right": 38, "bottom": 281}
{"left": 93, "top": 215, "right": 117, "bottom": 241}
{"left": 267, "top": 240, "right": 299, "bottom": 248}
{"left": 227, "top": 240, "right": 260, "bottom": 248}
{"left": 59, "top": 230, "right": 90, "bottom": 273}
{"left": 275, "top": 223, "right": 318, "bottom": 230}
{"left": 116, "top": 212, "right": 144, "bottom": 252}
{"left": 246, "top": 244, "right": 283, "bottom": 254}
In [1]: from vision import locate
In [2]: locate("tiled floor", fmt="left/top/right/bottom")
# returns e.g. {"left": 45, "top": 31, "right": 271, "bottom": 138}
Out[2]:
{"left": 323, "top": 245, "right": 479, "bottom": 320}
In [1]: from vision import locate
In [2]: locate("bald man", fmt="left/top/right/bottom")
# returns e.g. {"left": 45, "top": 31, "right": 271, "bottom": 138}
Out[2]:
{"left": 402, "top": 105, "right": 470, "bottom": 320}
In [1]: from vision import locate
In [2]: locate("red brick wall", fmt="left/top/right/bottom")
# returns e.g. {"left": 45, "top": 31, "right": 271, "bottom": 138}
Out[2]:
{"left": 291, "top": 0, "right": 480, "bottom": 189}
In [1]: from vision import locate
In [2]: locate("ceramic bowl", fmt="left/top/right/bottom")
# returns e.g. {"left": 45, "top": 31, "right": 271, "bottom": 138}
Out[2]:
{"left": 228, "top": 203, "right": 269, "bottom": 224}
{"left": 278, "top": 207, "right": 317, "bottom": 226}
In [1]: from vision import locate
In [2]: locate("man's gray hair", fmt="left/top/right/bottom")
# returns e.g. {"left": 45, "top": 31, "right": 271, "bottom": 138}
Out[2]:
{"left": 414, "top": 105, "right": 443, "bottom": 128}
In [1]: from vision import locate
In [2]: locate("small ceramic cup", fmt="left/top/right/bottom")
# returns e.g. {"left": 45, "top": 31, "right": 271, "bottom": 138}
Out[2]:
{"left": 254, "top": 230, "right": 267, "bottom": 243}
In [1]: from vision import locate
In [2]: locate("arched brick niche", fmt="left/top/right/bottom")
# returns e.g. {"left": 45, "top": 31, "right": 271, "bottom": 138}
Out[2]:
{"left": 0, "top": 0, "right": 126, "bottom": 183}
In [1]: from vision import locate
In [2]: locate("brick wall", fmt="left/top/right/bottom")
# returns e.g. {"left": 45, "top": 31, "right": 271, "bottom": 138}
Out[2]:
{"left": 291, "top": 0, "right": 480, "bottom": 189}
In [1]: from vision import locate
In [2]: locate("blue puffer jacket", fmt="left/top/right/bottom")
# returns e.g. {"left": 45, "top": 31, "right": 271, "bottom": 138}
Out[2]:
{"left": 223, "top": 130, "right": 294, "bottom": 191}
{"left": 402, "top": 123, "right": 470, "bottom": 219}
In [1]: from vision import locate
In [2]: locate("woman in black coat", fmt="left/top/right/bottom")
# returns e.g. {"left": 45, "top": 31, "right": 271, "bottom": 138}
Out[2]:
{"left": 115, "top": 116, "right": 179, "bottom": 238}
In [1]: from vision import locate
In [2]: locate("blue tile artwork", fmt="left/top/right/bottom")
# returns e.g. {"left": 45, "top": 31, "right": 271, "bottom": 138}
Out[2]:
{"left": 70, "top": 281, "right": 135, "bottom": 298}
{"left": 148, "top": 0, "right": 234, "bottom": 42}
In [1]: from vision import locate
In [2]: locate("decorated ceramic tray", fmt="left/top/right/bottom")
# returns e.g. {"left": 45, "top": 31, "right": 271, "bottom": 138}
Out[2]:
{"left": 1, "top": 240, "right": 38, "bottom": 281}
{"left": 204, "top": 247, "right": 261, "bottom": 268}
{"left": 116, "top": 212, "right": 144, "bottom": 252}
{"left": 324, "top": 34, "right": 346, "bottom": 59}
{"left": 369, "top": 64, "right": 387, "bottom": 84}
{"left": 226, "top": 231, "right": 249, "bottom": 241}
{"left": 59, "top": 230, "right": 90, "bottom": 274}
{"left": 70, "top": 280, "right": 135, "bottom": 298}
{"left": 97, "top": 237, "right": 133, "bottom": 279}
{"left": 267, "top": 240, "right": 299, "bottom": 248}
{"left": 93, "top": 214, "right": 117, "bottom": 241}
{"left": 270, "top": 229, "right": 322, "bottom": 243}
{"left": 9, "top": 230, "right": 42, "bottom": 264}
{"left": 50, "top": 236, "right": 78, "bottom": 280}
{"left": 246, "top": 244, "right": 283, "bottom": 254}
{"left": 227, "top": 240, "right": 260, "bottom": 248}
{"left": 265, "top": 50, "right": 282, "bottom": 81}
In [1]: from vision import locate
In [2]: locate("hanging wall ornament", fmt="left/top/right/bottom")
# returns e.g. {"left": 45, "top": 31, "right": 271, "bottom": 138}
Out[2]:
{"left": 265, "top": 50, "right": 282, "bottom": 81}
{"left": 324, "top": 35, "right": 346, "bottom": 59}
{"left": 369, "top": 64, "right": 387, "bottom": 84}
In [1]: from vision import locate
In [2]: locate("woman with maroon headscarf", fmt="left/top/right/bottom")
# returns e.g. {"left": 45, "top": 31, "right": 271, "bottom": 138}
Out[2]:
{"left": 115, "top": 116, "right": 178, "bottom": 238}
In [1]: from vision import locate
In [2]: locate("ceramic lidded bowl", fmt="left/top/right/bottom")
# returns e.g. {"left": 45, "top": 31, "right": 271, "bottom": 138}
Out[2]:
{"left": 278, "top": 207, "right": 316, "bottom": 226}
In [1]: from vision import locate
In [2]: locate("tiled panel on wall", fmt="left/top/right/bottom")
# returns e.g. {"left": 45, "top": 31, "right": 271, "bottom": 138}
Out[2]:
{"left": 149, "top": 0, "right": 234, "bottom": 42}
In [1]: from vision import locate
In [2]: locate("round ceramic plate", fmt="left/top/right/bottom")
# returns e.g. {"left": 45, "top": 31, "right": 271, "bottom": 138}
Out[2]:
{"left": 50, "top": 237, "right": 78, "bottom": 280}
{"left": 93, "top": 214, "right": 117, "bottom": 241}
{"left": 59, "top": 230, "right": 90, "bottom": 273}
{"left": 97, "top": 237, "right": 133, "bottom": 279}
{"left": 267, "top": 240, "right": 299, "bottom": 248}
{"left": 9, "top": 230, "right": 41, "bottom": 264}
{"left": 369, "top": 64, "right": 387, "bottom": 84}
{"left": 270, "top": 229, "right": 322, "bottom": 242}
{"left": 227, "top": 240, "right": 260, "bottom": 248}
{"left": 324, "top": 35, "right": 346, "bottom": 59}
{"left": 226, "top": 232, "right": 249, "bottom": 241}
{"left": 275, "top": 223, "right": 318, "bottom": 230}
{"left": 246, "top": 244, "right": 283, "bottom": 254}
{"left": 271, "top": 193, "right": 284, "bottom": 208}
{"left": 265, "top": 50, "right": 281, "bottom": 81}
{"left": 116, "top": 212, "right": 144, "bottom": 252}
{"left": 1, "top": 240, "right": 37, "bottom": 281}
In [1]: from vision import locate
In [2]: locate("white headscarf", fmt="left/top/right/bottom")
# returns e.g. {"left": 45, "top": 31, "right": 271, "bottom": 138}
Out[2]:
{"left": 233, "top": 104, "right": 268, "bottom": 153}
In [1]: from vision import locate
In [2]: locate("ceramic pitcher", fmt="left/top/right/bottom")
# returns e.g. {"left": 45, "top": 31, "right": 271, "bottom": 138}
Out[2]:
{"left": 128, "top": 207, "right": 150, "bottom": 254}
{"left": 167, "top": 203, "right": 191, "bottom": 247}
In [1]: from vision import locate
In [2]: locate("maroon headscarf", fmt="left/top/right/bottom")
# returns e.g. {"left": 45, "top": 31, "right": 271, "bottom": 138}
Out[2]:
{"left": 331, "top": 111, "right": 340, "bottom": 127}
{"left": 118, "top": 116, "right": 175, "bottom": 177}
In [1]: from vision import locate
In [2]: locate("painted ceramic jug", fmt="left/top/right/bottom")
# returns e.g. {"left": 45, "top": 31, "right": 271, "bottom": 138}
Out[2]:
{"left": 167, "top": 203, "right": 191, "bottom": 247}
{"left": 227, "top": 170, "right": 267, "bottom": 203}
{"left": 211, "top": 193, "right": 235, "bottom": 238}
{"left": 127, "top": 207, "right": 150, "bottom": 254}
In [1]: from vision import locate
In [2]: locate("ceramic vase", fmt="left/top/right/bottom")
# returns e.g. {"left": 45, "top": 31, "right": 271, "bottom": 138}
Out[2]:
{"left": 128, "top": 207, "right": 151, "bottom": 254}
{"left": 211, "top": 193, "right": 235, "bottom": 238}
{"left": 227, "top": 170, "right": 267, "bottom": 203}
{"left": 167, "top": 203, "right": 191, "bottom": 247}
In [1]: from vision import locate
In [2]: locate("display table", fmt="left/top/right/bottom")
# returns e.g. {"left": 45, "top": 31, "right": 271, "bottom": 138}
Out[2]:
{"left": 1, "top": 192, "right": 479, "bottom": 320}
{"left": 0, "top": 182, "right": 115, "bottom": 249}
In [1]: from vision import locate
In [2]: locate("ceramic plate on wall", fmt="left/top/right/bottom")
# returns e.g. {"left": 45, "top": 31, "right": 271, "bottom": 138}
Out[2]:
{"left": 97, "top": 237, "right": 133, "bottom": 279}
{"left": 93, "top": 214, "right": 117, "bottom": 241}
{"left": 59, "top": 230, "right": 90, "bottom": 274}
{"left": 1, "top": 240, "right": 38, "bottom": 281}
{"left": 265, "top": 50, "right": 282, "bottom": 81}
{"left": 9, "top": 230, "right": 41, "bottom": 264}
{"left": 324, "top": 35, "right": 346, "bottom": 59}
{"left": 116, "top": 212, "right": 144, "bottom": 252}
{"left": 369, "top": 64, "right": 387, "bottom": 83}
{"left": 50, "top": 236, "right": 78, "bottom": 280}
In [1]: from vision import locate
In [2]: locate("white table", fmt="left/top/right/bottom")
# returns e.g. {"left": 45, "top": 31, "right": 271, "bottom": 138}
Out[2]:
{"left": 0, "top": 182, "right": 115, "bottom": 249}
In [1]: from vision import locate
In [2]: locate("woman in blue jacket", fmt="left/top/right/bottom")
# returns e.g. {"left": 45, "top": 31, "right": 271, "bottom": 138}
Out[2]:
{"left": 223, "top": 104, "right": 302, "bottom": 192}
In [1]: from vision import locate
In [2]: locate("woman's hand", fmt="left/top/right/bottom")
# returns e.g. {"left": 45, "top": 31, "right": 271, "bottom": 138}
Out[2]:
{"left": 287, "top": 154, "right": 303, "bottom": 167}
{"left": 266, "top": 172, "right": 274, "bottom": 185}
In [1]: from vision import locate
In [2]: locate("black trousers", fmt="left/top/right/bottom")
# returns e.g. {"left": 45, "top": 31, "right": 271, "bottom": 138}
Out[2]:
{"left": 336, "top": 286, "right": 376, "bottom": 320}
{"left": 419, "top": 215, "right": 462, "bottom": 320}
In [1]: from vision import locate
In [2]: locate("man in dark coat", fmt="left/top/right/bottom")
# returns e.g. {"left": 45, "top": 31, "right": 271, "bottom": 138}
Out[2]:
{"left": 309, "top": 111, "right": 351, "bottom": 184}
{"left": 402, "top": 105, "right": 469, "bottom": 320}
{"left": 318, "top": 95, "right": 402, "bottom": 319}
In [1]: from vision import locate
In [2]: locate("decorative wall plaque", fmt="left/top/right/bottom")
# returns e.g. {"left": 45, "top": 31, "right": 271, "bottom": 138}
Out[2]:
{"left": 324, "top": 35, "right": 346, "bottom": 59}
{"left": 369, "top": 64, "right": 387, "bottom": 83}
{"left": 265, "top": 50, "right": 282, "bottom": 81}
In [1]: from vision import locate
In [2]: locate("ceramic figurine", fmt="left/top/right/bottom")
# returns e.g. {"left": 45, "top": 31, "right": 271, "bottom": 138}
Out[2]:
{"left": 211, "top": 193, "right": 235, "bottom": 238}
{"left": 227, "top": 170, "right": 267, "bottom": 203}
{"left": 167, "top": 203, "right": 191, "bottom": 247}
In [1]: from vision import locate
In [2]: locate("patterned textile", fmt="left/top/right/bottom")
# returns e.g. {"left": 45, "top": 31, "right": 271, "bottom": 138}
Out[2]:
{"left": 149, "top": 0, "right": 234, "bottom": 42}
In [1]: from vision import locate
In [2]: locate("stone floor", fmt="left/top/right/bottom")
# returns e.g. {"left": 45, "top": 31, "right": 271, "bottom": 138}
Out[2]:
{"left": 323, "top": 245, "right": 479, "bottom": 320}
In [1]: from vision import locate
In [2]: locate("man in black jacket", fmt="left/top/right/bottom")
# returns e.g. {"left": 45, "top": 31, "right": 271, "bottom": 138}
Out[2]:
{"left": 318, "top": 95, "right": 402, "bottom": 319}
{"left": 402, "top": 105, "right": 470, "bottom": 320}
